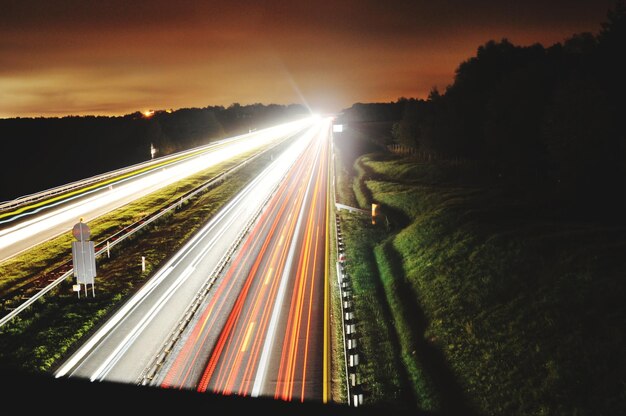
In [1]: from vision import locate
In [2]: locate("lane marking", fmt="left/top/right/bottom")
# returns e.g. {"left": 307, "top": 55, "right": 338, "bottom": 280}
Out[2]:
{"left": 241, "top": 322, "right": 256, "bottom": 353}
{"left": 91, "top": 265, "right": 196, "bottom": 381}
{"left": 323, "top": 127, "right": 331, "bottom": 403}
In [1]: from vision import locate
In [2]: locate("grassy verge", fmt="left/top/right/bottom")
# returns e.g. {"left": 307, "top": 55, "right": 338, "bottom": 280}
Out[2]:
{"left": 328, "top": 204, "right": 347, "bottom": 403}
{"left": 332, "top": 121, "right": 386, "bottom": 207}
{"left": 338, "top": 211, "right": 416, "bottom": 411}
{"left": 352, "top": 152, "right": 626, "bottom": 415}
{"left": 0, "top": 149, "right": 280, "bottom": 372}
{"left": 333, "top": 143, "right": 358, "bottom": 208}
{"left": 333, "top": 128, "right": 417, "bottom": 410}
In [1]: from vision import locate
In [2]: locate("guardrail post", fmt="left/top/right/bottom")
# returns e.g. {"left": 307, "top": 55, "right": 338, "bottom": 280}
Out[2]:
{"left": 334, "top": 210, "right": 367, "bottom": 407}
{"left": 352, "top": 385, "right": 364, "bottom": 407}
{"left": 348, "top": 365, "right": 357, "bottom": 387}
{"left": 348, "top": 347, "right": 359, "bottom": 367}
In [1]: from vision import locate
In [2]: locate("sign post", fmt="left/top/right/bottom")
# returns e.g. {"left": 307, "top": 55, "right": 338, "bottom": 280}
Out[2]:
{"left": 71, "top": 219, "right": 96, "bottom": 297}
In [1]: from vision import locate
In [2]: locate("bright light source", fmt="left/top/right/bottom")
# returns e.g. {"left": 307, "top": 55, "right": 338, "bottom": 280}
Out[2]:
{"left": 142, "top": 110, "right": 155, "bottom": 118}
{"left": 333, "top": 124, "right": 343, "bottom": 133}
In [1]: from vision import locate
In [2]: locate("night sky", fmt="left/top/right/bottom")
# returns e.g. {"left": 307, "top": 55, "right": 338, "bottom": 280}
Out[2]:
{"left": 0, "top": 0, "right": 617, "bottom": 117}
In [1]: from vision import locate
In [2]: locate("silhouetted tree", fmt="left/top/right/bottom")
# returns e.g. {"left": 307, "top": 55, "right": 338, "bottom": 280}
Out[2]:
{"left": 392, "top": 98, "right": 426, "bottom": 148}
{"left": 341, "top": 2, "right": 626, "bottom": 218}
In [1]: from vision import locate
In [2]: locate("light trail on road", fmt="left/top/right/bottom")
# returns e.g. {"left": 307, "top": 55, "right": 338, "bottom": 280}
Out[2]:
{"left": 158, "top": 117, "right": 332, "bottom": 402}
{"left": 54, "top": 121, "right": 321, "bottom": 384}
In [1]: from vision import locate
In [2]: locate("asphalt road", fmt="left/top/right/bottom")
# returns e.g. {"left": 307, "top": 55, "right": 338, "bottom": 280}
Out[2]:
{"left": 54, "top": 121, "right": 322, "bottom": 383}
{"left": 157, "top": 118, "right": 331, "bottom": 402}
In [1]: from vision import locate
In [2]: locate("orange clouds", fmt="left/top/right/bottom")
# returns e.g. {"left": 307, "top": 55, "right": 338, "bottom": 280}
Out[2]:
{"left": 0, "top": 0, "right": 616, "bottom": 117}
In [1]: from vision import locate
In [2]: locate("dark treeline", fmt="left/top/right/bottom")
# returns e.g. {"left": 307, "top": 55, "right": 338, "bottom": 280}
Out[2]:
{"left": 0, "top": 103, "right": 306, "bottom": 201}
{"left": 342, "top": 3, "right": 626, "bottom": 220}
{"left": 340, "top": 102, "right": 406, "bottom": 123}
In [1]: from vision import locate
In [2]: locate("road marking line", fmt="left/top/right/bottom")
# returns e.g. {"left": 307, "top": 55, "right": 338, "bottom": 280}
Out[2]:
{"left": 90, "top": 265, "right": 196, "bottom": 381}
{"left": 323, "top": 127, "right": 331, "bottom": 403}
{"left": 241, "top": 322, "right": 256, "bottom": 352}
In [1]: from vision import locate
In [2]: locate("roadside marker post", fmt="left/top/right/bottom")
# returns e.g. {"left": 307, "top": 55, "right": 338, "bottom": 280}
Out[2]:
{"left": 371, "top": 203, "right": 378, "bottom": 225}
{"left": 71, "top": 219, "right": 97, "bottom": 298}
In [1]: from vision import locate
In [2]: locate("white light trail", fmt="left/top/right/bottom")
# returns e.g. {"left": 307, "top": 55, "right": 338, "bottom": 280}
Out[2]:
{"left": 0, "top": 118, "right": 316, "bottom": 257}
{"left": 251, "top": 125, "right": 323, "bottom": 397}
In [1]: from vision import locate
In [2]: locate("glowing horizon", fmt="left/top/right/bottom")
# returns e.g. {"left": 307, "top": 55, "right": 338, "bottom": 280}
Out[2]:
{"left": 0, "top": 1, "right": 616, "bottom": 118}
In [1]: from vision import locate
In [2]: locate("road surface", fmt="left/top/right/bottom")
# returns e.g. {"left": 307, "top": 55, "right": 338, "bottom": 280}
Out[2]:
{"left": 54, "top": 121, "right": 323, "bottom": 385}
{"left": 157, "top": 118, "right": 332, "bottom": 402}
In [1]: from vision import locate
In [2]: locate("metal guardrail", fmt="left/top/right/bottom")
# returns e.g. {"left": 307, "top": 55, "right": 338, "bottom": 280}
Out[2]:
{"left": 335, "top": 218, "right": 364, "bottom": 407}
{"left": 330, "top": 132, "right": 364, "bottom": 407}
{"left": 0, "top": 134, "right": 296, "bottom": 328}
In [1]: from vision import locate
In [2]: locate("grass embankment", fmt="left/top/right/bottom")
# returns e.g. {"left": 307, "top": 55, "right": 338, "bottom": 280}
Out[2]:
{"left": 338, "top": 211, "right": 418, "bottom": 410}
{"left": 0, "top": 148, "right": 279, "bottom": 372}
{"left": 343, "top": 149, "right": 626, "bottom": 414}
{"left": 333, "top": 130, "right": 419, "bottom": 411}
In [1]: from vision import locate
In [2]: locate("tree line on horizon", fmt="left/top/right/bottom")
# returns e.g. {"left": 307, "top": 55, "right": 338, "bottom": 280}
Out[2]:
{"left": 0, "top": 103, "right": 307, "bottom": 201}
{"left": 341, "top": 3, "right": 626, "bottom": 220}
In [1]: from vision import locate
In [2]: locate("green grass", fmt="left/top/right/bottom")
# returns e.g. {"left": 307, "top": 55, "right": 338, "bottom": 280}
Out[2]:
{"left": 352, "top": 159, "right": 372, "bottom": 209}
{"left": 337, "top": 211, "right": 415, "bottom": 411}
{"left": 328, "top": 205, "right": 347, "bottom": 404}
{"left": 348, "top": 152, "right": 626, "bottom": 415}
{"left": 333, "top": 121, "right": 387, "bottom": 208}
{"left": 373, "top": 241, "right": 441, "bottom": 411}
{"left": 333, "top": 144, "right": 358, "bottom": 207}
{"left": 0, "top": 149, "right": 280, "bottom": 373}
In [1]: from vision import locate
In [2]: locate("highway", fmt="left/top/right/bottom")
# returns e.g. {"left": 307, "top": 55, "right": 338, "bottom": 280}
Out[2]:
{"left": 157, "top": 118, "right": 331, "bottom": 402}
{"left": 0, "top": 118, "right": 314, "bottom": 263}
{"left": 54, "top": 120, "right": 325, "bottom": 386}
